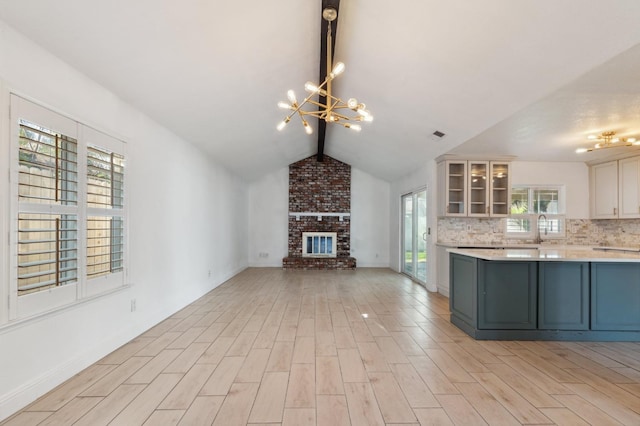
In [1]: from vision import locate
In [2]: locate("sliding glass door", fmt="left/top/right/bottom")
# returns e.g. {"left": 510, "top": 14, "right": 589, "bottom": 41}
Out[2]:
{"left": 402, "top": 189, "right": 427, "bottom": 284}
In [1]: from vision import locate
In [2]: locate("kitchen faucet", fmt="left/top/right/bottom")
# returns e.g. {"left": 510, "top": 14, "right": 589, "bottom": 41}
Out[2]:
{"left": 535, "top": 214, "right": 547, "bottom": 244}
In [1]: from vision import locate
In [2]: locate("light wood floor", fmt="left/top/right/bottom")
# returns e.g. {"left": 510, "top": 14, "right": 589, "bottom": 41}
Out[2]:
{"left": 4, "top": 268, "right": 640, "bottom": 425}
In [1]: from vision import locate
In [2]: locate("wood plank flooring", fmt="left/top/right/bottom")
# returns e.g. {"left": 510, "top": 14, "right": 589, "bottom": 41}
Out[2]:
{"left": 4, "top": 268, "right": 640, "bottom": 425}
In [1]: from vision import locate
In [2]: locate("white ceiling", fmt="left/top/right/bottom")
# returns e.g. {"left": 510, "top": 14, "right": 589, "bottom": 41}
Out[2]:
{"left": 1, "top": 0, "right": 640, "bottom": 181}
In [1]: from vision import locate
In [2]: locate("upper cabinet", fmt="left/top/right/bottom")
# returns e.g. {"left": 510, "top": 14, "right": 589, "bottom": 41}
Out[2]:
{"left": 619, "top": 157, "right": 640, "bottom": 219}
{"left": 590, "top": 156, "right": 640, "bottom": 219}
{"left": 490, "top": 162, "right": 510, "bottom": 216}
{"left": 438, "top": 159, "right": 510, "bottom": 217}
{"left": 438, "top": 160, "right": 467, "bottom": 216}
{"left": 468, "top": 161, "right": 488, "bottom": 216}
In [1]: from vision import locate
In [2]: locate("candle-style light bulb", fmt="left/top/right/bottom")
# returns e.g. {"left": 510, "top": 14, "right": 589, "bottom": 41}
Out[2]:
{"left": 305, "top": 82, "right": 320, "bottom": 93}
{"left": 332, "top": 62, "right": 345, "bottom": 76}
{"left": 287, "top": 90, "right": 297, "bottom": 104}
{"left": 303, "top": 121, "right": 313, "bottom": 135}
{"left": 277, "top": 117, "right": 291, "bottom": 131}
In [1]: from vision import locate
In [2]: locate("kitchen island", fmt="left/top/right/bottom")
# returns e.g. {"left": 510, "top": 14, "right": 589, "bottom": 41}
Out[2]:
{"left": 448, "top": 247, "right": 640, "bottom": 341}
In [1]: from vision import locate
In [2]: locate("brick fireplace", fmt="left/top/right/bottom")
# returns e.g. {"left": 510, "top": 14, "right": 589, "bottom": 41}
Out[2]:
{"left": 283, "top": 155, "right": 356, "bottom": 270}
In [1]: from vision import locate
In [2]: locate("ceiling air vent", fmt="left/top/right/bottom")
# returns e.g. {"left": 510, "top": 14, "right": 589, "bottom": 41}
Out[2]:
{"left": 429, "top": 130, "right": 446, "bottom": 141}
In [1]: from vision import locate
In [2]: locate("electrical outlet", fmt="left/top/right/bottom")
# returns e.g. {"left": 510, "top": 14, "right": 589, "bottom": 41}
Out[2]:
{"left": 259, "top": 252, "right": 269, "bottom": 258}
{"left": 130, "top": 299, "right": 136, "bottom": 312}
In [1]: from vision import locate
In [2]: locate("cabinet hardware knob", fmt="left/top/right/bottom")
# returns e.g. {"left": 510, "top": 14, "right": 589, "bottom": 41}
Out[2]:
{"left": 614, "top": 207, "right": 618, "bottom": 216}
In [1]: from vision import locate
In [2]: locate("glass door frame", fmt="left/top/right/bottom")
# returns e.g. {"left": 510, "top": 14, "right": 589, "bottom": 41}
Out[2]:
{"left": 401, "top": 188, "right": 427, "bottom": 285}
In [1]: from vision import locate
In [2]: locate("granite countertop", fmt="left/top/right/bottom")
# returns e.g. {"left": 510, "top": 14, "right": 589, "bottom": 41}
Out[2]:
{"left": 436, "top": 242, "right": 539, "bottom": 249}
{"left": 447, "top": 246, "right": 640, "bottom": 262}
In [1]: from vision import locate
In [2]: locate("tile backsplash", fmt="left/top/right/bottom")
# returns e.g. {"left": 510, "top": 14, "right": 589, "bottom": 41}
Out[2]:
{"left": 437, "top": 217, "right": 640, "bottom": 247}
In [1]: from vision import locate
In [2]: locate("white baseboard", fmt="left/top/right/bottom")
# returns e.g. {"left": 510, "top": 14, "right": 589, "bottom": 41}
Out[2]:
{"left": 437, "top": 285, "right": 450, "bottom": 298}
{"left": 0, "top": 321, "right": 143, "bottom": 422}
{"left": 355, "top": 262, "right": 390, "bottom": 268}
{"left": 248, "top": 261, "right": 282, "bottom": 268}
{"left": 0, "top": 265, "right": 249, "bottom": 422}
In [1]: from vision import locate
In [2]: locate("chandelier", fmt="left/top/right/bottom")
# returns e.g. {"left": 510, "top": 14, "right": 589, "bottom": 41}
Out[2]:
{"left": 276, "top": 7, "right": 372, "bottom": 135}
{"left": 576, "top": 131, "right": 639, "bottom": 153}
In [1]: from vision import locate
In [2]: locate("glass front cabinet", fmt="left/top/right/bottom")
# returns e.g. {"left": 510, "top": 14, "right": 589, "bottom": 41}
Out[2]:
{"left": 468, "top": 161, "right": 488, "bottom": 216}
{"left": 438, "top": 159, "right": 510, "bottom": 218}
{"left": 490, "top": 162, "right": 510, "bottom": 216}
{"left": 438, "top": 160, "right": 467, "bottom": 216}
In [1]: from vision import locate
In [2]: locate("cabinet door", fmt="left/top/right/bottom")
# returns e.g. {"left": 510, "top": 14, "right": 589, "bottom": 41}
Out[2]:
{"left": 444, "top": 161, "right": 467, "bottom": 216}
{"left": 478, "top": 260, "right": 537, "bottom": 329}
{"left": 590, "top": 161, "right": 618, "bottom": 219}
{"left": 468, "top": 161, "right": 489, "bottom": 216}
{"left": 490, "top": 162, "right": 510, "bottom": 217}
{"left": 591, "top": 263, "right": 640, "bottom": 331}
{"left": 618, "top": 157, "right": 640, "bottom": 218}
{"left": 450, "top": 254, "right": 477, "bottom": 328}
{"left": 436, "top": 246, "right": 451, "bottom": 296}
{"left": 538, "top": 262, "right": 589, "bottom": 330}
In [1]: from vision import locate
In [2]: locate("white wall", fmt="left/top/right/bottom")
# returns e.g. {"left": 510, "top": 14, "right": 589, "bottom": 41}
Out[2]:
{"left": 0, "top": 20, "right": 248, "bottom": 420}
{"left": 351, "top": 168, "right": 390, "bottom": 267}
{"left": 511, "top": 161, "right": 589, "bottom": 218}
{"left": 247, "top": 165, "right": 391, "bottom": 268}
{"left": 248, "top": 167, "right": 289, "bottom": 266}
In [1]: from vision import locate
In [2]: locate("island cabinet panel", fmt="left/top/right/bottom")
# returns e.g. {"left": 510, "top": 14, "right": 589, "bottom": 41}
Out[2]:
{"left": 591, "top": 263, "right": 640, "bottom": 331}
{"left": 478, "top": 260, "right": 537, "bottom": 330}
{"left": 450, "top": 254, "right": 477, "bottom": 328}
{"left": 538, "top": 262, "right": 589, "bottom": 330}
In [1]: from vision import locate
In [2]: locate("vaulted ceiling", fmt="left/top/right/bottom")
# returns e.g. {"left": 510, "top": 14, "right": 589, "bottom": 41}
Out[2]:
{"left": 1, "top": 0, "right": 640, "bottom": 182}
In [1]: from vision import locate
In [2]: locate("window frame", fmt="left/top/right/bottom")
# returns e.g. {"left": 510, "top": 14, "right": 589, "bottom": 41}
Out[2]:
{"left": 83, "top": 126, "right": 126, "bottom": 297}
{"left": 8, "top": 94, "right": 127, "bottom": 321}
{"left": 505, "top": 185, "right": 566, "bottom": 240}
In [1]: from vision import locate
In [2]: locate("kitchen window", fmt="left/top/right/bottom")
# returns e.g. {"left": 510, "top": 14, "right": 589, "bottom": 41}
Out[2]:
{"left": 506, "top": 186, "right": 565, "bottom": 239}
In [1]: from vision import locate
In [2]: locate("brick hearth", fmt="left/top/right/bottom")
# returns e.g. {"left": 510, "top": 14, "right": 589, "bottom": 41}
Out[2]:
{"left": 283, "top": 155, "right": 356, "bottom": 270}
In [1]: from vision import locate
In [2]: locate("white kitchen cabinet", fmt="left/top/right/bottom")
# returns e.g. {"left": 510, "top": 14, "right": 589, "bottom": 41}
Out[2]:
{"left": 490, "top": 162, "right": 510, "bottom": 217}
{"left": 590, "top": 160, "right": 618, "bottom": 219}
{"left": 468, "top": 161, "right": 489, "bottom": 216}
{"left": 618, "top": 156, "right": 640, "bottom": 218}
{"left": 589, "top": 158, "right": 640, "bottom": 219}
{"left": 438, "top": 159, "right": 510, "bottom": 217}
{"left": 438, "top": 160, "right": 467, "bottom": 217}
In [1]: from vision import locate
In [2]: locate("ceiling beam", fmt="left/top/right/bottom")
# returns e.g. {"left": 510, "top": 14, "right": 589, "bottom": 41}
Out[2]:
{"left": 317, "top": 0, "right": 340, "bottom": 162}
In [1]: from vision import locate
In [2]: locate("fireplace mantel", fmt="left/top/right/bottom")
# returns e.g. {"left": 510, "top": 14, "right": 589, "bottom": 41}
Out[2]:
{"left": 289, "top": 212, "right": 351, "bottom": 221}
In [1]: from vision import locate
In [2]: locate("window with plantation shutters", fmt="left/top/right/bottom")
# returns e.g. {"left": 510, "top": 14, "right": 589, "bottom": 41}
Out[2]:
{"left": 17, "top": 119, "right": 79, "bottom": 294}
{"left": 9, "top": 94, "right": 127, "bottom": 321}
{"left": 87, "top": 145, "right": 124, "bottom": 278}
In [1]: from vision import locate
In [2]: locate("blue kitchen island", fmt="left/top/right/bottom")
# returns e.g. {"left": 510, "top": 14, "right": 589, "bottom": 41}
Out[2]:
{"left": 448, "top": 247, "right": 640, "bottom": 341}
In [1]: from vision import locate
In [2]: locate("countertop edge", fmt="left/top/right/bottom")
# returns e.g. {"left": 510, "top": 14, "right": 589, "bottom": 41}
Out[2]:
{"left": 447, "top": 247, "right": 640, "bottom": 262}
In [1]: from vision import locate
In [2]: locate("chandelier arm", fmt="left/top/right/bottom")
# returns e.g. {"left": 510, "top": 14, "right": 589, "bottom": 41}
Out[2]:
{"left": 329, "top": 112, "right": 352, "bottom": 121}
{"left": 283, "top": 88, "right": 325, "bottom": 122}
{"left": 299, "top": 110, "right": 324, "bottom": 119}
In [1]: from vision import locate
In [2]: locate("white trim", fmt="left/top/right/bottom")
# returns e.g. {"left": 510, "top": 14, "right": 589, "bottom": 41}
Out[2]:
{"left": 0, "top": 83, "right": 9, "bottom": 325}
{"left": 302, "top": 232, "right": 337, "bottom": 257}
{"left": 289, "top": 212, "right": 350, "bottom": 221}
